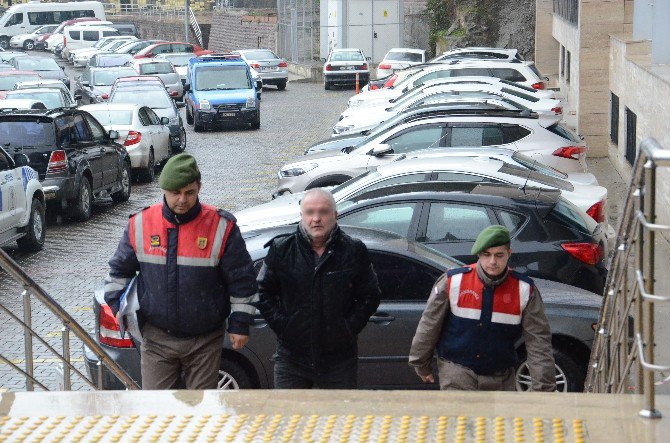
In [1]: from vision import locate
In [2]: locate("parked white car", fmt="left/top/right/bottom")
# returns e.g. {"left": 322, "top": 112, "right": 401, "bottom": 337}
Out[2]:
{"left": 70, "top": 36, "right": 137, "bottom": 67}
{"left": 0, "top": 147, "right": 45, "bottom": 252}
{"left": 80, "top": 103, "right": 172, "bottom": 182}
{"left": 337, "top": 83, "right": 562, "bottom": 135}
{"left": 238, "top": 152, "right": 607, "bottom": 233}
{"left": 231, "top": 49, "right": 289, "bottom": 90}
{"left": 14, "top": 79, "right": 79, "bottom": 105}
{"left": 323, "top": 48, "right": 370, "bottom": 90}
{"left": 5, "top": 88, "right": 70, "bottom": 109}
{"left": 277, "top": 111, "right": 587, "bottom": 195}
{"left": 127, "top": 59, "right": 184, "bottom": 101}
{"left": 430, "top": 47, "right": 524, "bottom": 63}
{"left": 376, "top": 48, "right": 427, "bottom": 78}
{"left": 9, "top": 24, "right": 58, "bottom": 50}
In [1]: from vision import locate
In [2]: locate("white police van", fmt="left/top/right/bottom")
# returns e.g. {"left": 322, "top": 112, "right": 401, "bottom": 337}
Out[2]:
{"left": 0, "top": 147, "right": 46, "bottom": 252}
{"left": 0, "top": 1, "right": 106, "bottom": 49}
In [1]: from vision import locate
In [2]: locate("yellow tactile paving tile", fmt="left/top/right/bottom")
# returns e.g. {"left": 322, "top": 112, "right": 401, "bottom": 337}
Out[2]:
{"left": 0, "top": 413, "right": 590, "bottom": 442}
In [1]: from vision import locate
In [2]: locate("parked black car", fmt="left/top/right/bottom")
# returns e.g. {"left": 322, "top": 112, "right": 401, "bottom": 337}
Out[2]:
{"left": 84, "top": 225, "right": 602, "bottom": 392}
{"left": 334, "top": 182, "right": 608, "bottom": 293}
{"left": 0, "top": 108, "right": 131, "bottom": 221}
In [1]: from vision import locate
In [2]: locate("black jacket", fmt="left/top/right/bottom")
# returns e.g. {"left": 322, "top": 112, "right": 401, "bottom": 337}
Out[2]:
{"left": 257, "top": 225, "right": 381, "bottom": 369}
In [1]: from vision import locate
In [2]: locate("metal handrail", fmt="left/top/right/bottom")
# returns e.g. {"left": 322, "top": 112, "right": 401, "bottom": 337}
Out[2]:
{"left": 585, "top": 137, "right": 670, "bottom": 419}
{"left": 0, "top": 248, "right": 139, "bottom": 391}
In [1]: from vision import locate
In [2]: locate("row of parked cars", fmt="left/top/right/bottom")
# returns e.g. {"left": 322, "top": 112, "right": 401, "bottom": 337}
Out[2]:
{"left": 85, "top": 47, "right": 613, "bottom": 394}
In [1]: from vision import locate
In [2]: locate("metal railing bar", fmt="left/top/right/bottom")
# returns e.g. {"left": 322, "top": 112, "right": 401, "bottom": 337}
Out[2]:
{"left": 640, "top": 138, "right": 670, "bottom": 166}
{"left": 636, "top": 210, "right": 670, "bottom": 231}
{"left": 636, "top": 334, "right": 670, "bottom": 372}
{"left": 636, "top": 270, "right": 670, "bottom": 302}
{"left": 0, "top": 304, "right": 100, "bottom": 390}
{"left": 0, "top": 249, "right": 139, "bottom": 390}
{"left": 615, "top": 345, "right": 638, "bottom": 394}
{"left": 0, "top": 354, "right": 49, "bottom": 391}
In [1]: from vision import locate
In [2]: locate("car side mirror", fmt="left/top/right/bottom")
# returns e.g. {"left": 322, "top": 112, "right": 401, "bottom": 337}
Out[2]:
{"left": 160, "top": 117, "right": 170, "bottom": 125}
{"left": 255, "top": 79, "right": 262, "bottom": 90}
{"left": 371, "top": 144, "right": 393, "bottom": 156}
{"left": 183, "top": 83, "right": 190, "bottom": 92}
{"left": 108, "top": 130, "right": 119, "bottom": 140}
{"left": 13, "top": 153, "right": 29, "bottom": 167}
{"left": 176, "top": 102, "right": 185, "bottom": 108}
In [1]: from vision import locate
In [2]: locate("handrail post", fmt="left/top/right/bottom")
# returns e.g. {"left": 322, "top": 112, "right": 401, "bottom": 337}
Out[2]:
{"left": 62, "top": 325, "right": 71, "bottom": 391}
{"left": 634, "top": 182, "right": 645, "bottom": 394}
{"left": 639, "top": 159, "right": 662, "bottom": 419}
{"left": 22, "top": 290, "right": 34, "bottom": 391}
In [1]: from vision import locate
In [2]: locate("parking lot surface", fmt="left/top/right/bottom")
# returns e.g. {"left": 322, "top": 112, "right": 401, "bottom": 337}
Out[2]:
{"left": 0, "top": 53, "right": 352, "bottom": 390}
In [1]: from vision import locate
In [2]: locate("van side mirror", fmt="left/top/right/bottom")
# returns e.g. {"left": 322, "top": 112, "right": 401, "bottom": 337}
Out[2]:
{"left": 183, "top": 83, "right": 190, "bottom": 92}
{"left": 255, "top": 79, "right": 262, "bottom": 90}
{"left": 108, "top": 130, "right": 119, "bottom": 140}
{"left": 13, "top": 153, "right": 29, "bottom": 167}
{"left": 160, "top": 117, "right": 170, "bottom": 125}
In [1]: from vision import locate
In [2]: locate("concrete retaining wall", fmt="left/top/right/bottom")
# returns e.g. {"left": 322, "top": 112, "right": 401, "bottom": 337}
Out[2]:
{"left": 109, "top": 14, "right": 212, "bottom": 48}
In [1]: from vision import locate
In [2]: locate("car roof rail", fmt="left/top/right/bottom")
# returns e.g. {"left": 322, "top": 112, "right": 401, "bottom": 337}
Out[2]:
{"left": 402, "top": 106, "right": 538, "bottom": 119}
{"left": 196, "top": 53, "right": 242, "bottom": 61}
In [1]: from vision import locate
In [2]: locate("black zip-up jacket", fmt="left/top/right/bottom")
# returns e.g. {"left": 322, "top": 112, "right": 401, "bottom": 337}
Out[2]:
{"left": 257, "top": 225, "right": 381, "bottom": 370}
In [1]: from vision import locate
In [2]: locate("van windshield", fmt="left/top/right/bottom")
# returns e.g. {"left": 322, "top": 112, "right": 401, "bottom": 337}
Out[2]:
{"left": 195, "top": 66, "right": 251, "bottom": 90}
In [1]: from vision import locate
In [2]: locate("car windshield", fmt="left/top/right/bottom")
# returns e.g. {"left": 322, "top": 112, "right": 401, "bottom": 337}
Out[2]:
{"left": 331, "top": 51, "right": 364, "bottom": 62}
{"left": 243, "top": 50, "right": 278, "bottom": 60}
{"left": 6, "top": 91, "right": 62, "bottom": 109}
{"left": 0, "top": 120, "right": 55, "bottom": 147}
{"left": 0, "top": 75, "right": 40, "bottom": 90}
{"left": 16, "top": 58, "right": 60, "bottom": 71}
{"left": 511, "top": 152, "right": 568, "bottom": 179}
{"left": 195, "top": 66, "right": 251, "bottom": 90}
{"left": 107, "top": 40, "right": 129, "bottom": 50}
{"left": 92, "top": 69, "right": 136, "bottom": 86}
{"left": 160, "top": 54, "right": 193, "bottom": 66}
{"left": 499, "top": 162, "right": 574, "bottom": 192}
{"left": 87, "top": 109, "right": 133, "bottom": 125}
{"left": 386, "top": 51, "right": 423, "bottom": 63}
{"left": 139, "top": 62, "right": 173, "bottom": 75}
{"left": 111, "top": 89, "right": 172, "bottom": 108}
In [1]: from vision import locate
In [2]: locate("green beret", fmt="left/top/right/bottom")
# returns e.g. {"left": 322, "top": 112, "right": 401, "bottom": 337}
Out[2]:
{"left": 158, "top": 153, "right": 201, "bottom": 191}
{"left": 471, "top": 225, "right": 511, "bottom": 255}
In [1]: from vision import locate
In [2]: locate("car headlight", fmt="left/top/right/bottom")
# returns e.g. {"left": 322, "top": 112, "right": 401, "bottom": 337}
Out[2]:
{"left": 333, "top": 124, "right": 354, "bottom": 134}
{"left": 280, "top": 163, "right": 318, "bottom": 177}
{"left": 245, "top": 97, "right": 255, "bottom": 108}
{"left": 199, "top": 99, "right": 211, "bottom": 110}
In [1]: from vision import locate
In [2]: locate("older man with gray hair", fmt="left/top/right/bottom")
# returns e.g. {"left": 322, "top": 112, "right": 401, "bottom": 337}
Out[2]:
{"left": 257, "top": 188, "right": 381, "bottom": 388}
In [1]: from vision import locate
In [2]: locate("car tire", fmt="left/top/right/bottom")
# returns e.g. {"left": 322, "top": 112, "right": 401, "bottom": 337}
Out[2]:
{"left": 23, "top": 40, "right": 35, "bottom": 50}
{"left": 16, "top": 198, "right": 46, "bottom": 252}
{"left": 177, "top": 127, "right": 186, "bottom": 152}
{"left": 70, "top": 177, "right": 93, "bottom": 221}
{"left": 515, "top": 348, "right": 585, "bottom": 393}
{"left": 0, "top": 37, "right": 8, "bottom": 50}
{"left": 111, "top": 162, "right": 132, "bottom": 203}
{"left": 194, "top": 115, "right": 204, "bottom": 132}
{"left": 139, "top": 149, "right": 155, "bottom": 183}
{"left": 324, "top": 80, "right": 331, "bottom": 90}
{"left": 277, "top": 80, "right": 287, "bottom": 91}
{"left": 186, "top": 106, "right": 194, "bottom": 125}
{"left": 250, "top": 109, "right": 260, "bottom": 130}
{"left": 218, "top": 357, "right": 253, "bottom": 390}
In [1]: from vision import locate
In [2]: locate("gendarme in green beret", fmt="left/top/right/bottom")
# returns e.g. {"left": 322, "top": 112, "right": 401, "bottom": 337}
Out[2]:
{"left": 159, "top": 153, "right": 201, "bottom": 191}
{"left": 471, "top": 225, "right": 511, "bottom": 255}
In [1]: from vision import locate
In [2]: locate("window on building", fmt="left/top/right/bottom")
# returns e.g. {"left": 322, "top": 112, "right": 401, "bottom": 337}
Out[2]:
{"left": 625, "top": 107, "right": 637, "bottom": 165}
{"left": 566, "top": 51, "right": 571, "bottom": 84}
{"left": 610, "top": 92, "right": 619, "bottom": 145}
{"left": 560, "top": 46, "right": 565, "bottom": 77}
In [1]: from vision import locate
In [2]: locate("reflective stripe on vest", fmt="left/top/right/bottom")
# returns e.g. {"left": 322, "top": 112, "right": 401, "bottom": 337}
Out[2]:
{"left": 130, "top": 205, "right": 229, "bottom": 267}
{"left": 447, "top": 265, "right": 531, "bottom": 325}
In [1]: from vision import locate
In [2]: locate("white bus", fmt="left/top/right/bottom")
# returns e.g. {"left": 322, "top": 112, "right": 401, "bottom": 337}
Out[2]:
{"left": 0, "top": 1, "right": 106, "bottom": 49}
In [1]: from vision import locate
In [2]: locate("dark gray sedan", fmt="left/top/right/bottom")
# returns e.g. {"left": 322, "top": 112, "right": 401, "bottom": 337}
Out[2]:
{"left": 84, "top": 226, "right": 601, "bottom": 392}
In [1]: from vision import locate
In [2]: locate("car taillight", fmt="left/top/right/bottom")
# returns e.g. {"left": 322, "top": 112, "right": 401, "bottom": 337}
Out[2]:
{"left": 63, "top": 35, "right": 66, "bottom": 47}
{"left": 531, "top": 81, "right": 545, "bottom": 90}
{"left": 101, "top": 93, "right": 109, "bottom": 100}
{"left": 551, "top": 106, "right": 562, "bottom": 114}
{"left": 370, "top": 84, "right": 379, "bottom": 90}
{"left": 586, "top": 200, "right": 606, "bottom": 223}
{"left": 378, "top": 63, "right": 392, "bottom": 70}
{"left": 383, "top": 74, "right": 397, "bottom": 88}
{"left": 47, "top": 150, "right": 67, "bottom": 174}
{"left": 278, "top": 61, "right": 287, "bottom": 67}
{"left": 250, "top": 63, "right": 260, "bottom": 69}
{"left": 561, "top": 242, "right": 603, "bottom": 266}
{"left": 99, "top": 304, "right": 134, "bottom": 348}
{"left": 325, "top": 64, "right": 332, "bottom": 71}
{"left": 361, "top": 63, "right": 368, "bottom": 70}
{"left": 170, "top": 91, "right": 178, "bottom": 97}
{"left": 552, "top": 145, "right": 586, "bottom": 160}
{"left": 124, "top": 131, "right": 141, "bottom": 146}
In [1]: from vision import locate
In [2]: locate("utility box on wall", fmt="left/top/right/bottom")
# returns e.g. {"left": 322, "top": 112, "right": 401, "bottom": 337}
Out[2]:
{"left": 320, "top": 0, "right": 402, "bottom": 63}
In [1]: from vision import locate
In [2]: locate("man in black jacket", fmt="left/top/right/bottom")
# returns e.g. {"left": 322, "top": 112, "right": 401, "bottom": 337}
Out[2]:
{"left": 257, "top": 188, "right": 381, "bottom": 388}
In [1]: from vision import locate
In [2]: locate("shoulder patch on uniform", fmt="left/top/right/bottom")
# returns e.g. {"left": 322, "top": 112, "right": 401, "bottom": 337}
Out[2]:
{"left": 510, "top": 269, "right": 535, "bottom": 286}
{"left": 446, "top": 266, "right": 473, "bottom": 277}
{"left": 262, "top": 233, "right": 292, "bottom": 249}
{"left": 216, "top": 209, "right": 237, "bottom": 223}
{"left": 129, "top": 206, "right": 151, "bottom": 218}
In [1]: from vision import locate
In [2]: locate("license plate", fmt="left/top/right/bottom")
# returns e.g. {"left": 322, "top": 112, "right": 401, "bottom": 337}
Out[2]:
{"left": 261, "top": 66, "right": 277, "bottom": 71}
{"left": 346, "top": 66, "right": 356, "bottom": 70}
{"left": 219, "top": 112, "right": 236, "bottom": 117}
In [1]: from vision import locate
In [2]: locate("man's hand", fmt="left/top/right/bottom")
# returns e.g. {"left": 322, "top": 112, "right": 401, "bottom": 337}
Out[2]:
{"left": 420, "top": 374, "right": 435, "bottom": 383}
{"left": 229, "top": 334, "right": 249, "bottom": 350}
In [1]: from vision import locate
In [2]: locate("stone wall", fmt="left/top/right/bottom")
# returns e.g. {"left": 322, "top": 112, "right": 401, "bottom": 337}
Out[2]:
{"left": 110, "top": 14, "right": 212, "bottom": 48}
{"left": 208, "top": 9, "right": 278, "bottom": 53}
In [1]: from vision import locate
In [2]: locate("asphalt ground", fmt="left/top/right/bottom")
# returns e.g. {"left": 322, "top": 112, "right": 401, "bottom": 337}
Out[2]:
{"left": 0, "top": 51, "right": 351, "bottom": 391}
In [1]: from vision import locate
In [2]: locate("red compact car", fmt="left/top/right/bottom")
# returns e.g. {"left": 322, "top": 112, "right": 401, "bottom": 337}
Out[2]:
{"left": 133, "top": 42, "right": 212, "bottom": 59}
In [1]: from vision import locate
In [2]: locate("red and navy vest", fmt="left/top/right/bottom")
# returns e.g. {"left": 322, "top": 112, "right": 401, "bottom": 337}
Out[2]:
{"left": 436, "top": 264, "right": 534, "bottom": 375}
